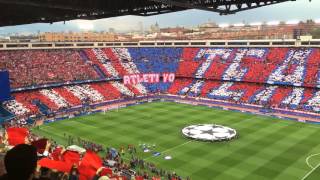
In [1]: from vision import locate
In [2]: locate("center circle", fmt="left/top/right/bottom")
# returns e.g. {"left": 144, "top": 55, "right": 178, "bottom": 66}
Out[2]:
{"left": 182, "top": 124, "right": 237, "bottom": 142}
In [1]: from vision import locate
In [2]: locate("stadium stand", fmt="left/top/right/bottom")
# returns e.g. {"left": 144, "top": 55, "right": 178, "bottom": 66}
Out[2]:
{"left": 0, "top": 127, "right": 182, "bottom": 180}
{"left": 0, "top": 49, "right": 100, "bottom": 88}
{"left": 2, "top": 46, "right": 320, "bottom": 180}
{"left": 1, "top": 47, "right": 320, "bottom": 122}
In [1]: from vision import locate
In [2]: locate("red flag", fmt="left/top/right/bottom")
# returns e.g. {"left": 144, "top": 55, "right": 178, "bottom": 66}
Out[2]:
{"left": 6, "top": 127, "right": 29, "bottom": 146}
{"left": 135, "top": 176, "right": 144, "bottom": 180}
{"left": 47, "top": 72, "right": 55, "bottom": 78}
{"left": 51, "top": 147, "right": 63, "bottom": 161}
{"left": 62, "top": 150, "right": 81, "bottom": 165}
{"left": 112, "top": 176, "right": 125, "bottom": 180}
{"left": 31, "top": 138, "right": 48, "bottom": 154}
{"left": 38, "top": 158, "right": 73, "bottom": 173}
{"left": 78, "top": 151, "right": 102, "bottom": 180}
{"left": 152, "top": 177, "right": 161, "bottom": 180}
{"left": 100, "top": 167, "right": 113, "bottom": 177}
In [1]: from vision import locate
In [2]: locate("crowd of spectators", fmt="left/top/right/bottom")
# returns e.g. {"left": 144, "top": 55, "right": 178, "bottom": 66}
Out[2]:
{"left": 128, "top": 48, "right": 181, "bottom": 74}
{"left": 0, "top": 127, "right": 186, "bottom": 180}
{"left": 89, "top": 48, "right": 121, "bottom": 78}
{"left": 2, "top": 47, "right": 320, "bottom": 179}
{"left": 2, "top": 81, "right": 143, "bottom": 117}
{"left": 112, "top": 48, "right": 140, "bottom": 75}
{"left": 0, "top": 49, "right": 99, "bottom": 88}
{"left": 175, "top": 47, "right": 320, "bottom": 88}
{"left": 267, "top": 49, "right": 312, "bottom": 86}
{"left": 0, "top": 47, "right": 320, "bottom": 121}
{"left": 170, "top": 78, "right": 320, "bottom": 113}
{"left": 4, "top": 100, "right": 31, "bottom": 116}
{"left": 1, "top": 47, "right": 320, "bottom": 90}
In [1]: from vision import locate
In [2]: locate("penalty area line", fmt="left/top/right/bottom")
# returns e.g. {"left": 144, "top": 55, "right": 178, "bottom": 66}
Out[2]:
{"left": 305, "top": 153, "right": 320, "bottom": 169}
{"left": 301, "top": 161, "right": 320, "bottom": 180}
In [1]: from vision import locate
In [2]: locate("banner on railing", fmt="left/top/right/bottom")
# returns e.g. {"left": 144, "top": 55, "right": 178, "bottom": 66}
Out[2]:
{"left": 0, "top": 71, "right": 11, "bottom": 101}
{"left": 123, "top": 73, "right": 175, "bottom": 85}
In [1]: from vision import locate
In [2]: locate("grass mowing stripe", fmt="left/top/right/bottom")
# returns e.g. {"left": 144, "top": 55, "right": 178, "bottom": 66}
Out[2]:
{"left": 31, "top": 102, "right": 320, "bottom": 180}
{"left": 243, "top": 128, "right": 320, "bottom": 180}
{"left": 203, "top": 123, "right": 296, "bottom": 179}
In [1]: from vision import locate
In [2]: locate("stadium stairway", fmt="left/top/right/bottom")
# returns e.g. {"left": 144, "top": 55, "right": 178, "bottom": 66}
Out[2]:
{"left": 0, "top": 105, "right": 14, "bottom": 124}
{"left": 92, "top": 64, "right": 107, "bottom": 79}
{"left": 79, "top": 50, "right": 90, "bottom": 63}
{"left": 32, "top": 99, "right": 51, "bottom": 115}
{"left": 79, "top": 50, "right": 107, "bottom": 79}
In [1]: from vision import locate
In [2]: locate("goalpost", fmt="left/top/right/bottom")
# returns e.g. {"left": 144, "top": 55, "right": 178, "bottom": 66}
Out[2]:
{"left": 102, "top": 105, "right": 119, "bottom": 115}
{"left": 103, "top": 108, "right": 107, "bottom": 115}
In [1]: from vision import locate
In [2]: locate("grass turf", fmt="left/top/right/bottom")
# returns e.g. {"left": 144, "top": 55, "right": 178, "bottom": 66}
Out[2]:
{"left": 32, "top": 101, "right": 320, "bottom": 180}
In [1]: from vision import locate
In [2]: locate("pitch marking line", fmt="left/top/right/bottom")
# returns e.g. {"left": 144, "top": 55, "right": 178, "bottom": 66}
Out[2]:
{"left": 144, "top": 140, "right": 192, "bottom": 160}
{"left": 302, "top": 152, "right": 320, "bottom": 180}
{"left": 305, "top": 153, "right": 320, "bottom": 169}
{"left": 301, "top": 161, "right": 320, "bottom": 180}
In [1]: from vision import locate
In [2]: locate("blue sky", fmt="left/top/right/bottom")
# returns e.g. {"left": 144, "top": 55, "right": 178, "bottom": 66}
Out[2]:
{"left": 0, "top": 0, "right": 319, "bottom": 34}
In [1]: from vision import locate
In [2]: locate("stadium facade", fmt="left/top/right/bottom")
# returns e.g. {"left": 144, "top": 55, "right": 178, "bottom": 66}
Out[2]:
{"left": 1, "top": 39, "right": 320, "bottom": 49}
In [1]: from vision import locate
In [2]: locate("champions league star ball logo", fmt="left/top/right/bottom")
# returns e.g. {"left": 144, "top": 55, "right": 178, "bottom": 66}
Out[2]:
{"left": 182, "top": 124, "right": 237, "bottom": 142}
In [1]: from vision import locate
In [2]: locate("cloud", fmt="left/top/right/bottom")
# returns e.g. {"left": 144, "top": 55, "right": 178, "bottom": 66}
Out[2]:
{"left": 92, "top": 16, "right": 141, "bottom": 32}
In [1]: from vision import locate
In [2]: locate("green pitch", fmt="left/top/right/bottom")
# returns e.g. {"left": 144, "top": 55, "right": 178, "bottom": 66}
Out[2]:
{"left": 32, "top": 101, "right": 320, "bottom": 180}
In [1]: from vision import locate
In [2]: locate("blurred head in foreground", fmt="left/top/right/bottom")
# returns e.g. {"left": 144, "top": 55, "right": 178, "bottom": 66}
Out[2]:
{"left": 2, "top": 144, "right": 37, "bottom": 180}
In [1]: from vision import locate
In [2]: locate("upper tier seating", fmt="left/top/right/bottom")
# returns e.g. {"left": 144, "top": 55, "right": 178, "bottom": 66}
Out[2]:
{"left": 2, "top": 47, "right": 320, "bottom": 89}
{"left": 175, "top": 47, "right": 320, "bottom": 87}
{"left": 2, "top": 47, "right": 320, "bottom": 118}
{"left": 0, "top": 49, "right": 99, "bottom": 88}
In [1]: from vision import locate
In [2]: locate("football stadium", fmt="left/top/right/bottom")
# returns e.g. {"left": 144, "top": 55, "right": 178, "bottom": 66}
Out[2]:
{"left": 1, "top": 0, "right": 320, "bottom": 180}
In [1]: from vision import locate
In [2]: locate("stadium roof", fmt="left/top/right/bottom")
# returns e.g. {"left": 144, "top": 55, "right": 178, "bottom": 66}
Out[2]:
{"left": 0, "top": 0, "right": 296, "bottom": 27}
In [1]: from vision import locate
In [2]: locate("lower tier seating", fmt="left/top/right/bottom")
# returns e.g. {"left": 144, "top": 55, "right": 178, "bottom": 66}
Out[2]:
{"left": 3, "top": 78, "right": 320, "bottom": 120}
{"left": 2, "top": 81, "right": 147, "bottom": 117}
{"left": 167, "top": 78, "right": 320, "bottom": 114}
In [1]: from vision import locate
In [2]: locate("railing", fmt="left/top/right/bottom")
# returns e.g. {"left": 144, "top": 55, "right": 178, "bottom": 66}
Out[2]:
{"left": 1, "top": 39, "right": 320, "bottom": 50}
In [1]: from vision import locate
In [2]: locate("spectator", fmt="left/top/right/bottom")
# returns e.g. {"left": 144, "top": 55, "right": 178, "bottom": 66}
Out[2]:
{"left": 68, "top": 165, "right": 79, "bottom": 180}
{"left": 0, "top": 144, "right": 37, "bottom": 180}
